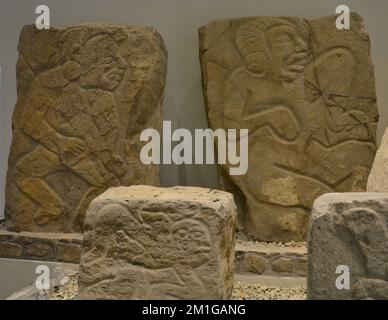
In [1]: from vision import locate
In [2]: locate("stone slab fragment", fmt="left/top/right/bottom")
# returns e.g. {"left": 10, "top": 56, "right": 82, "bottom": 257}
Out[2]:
{"left": 199, "top": 13, "right": 378, "bottom": 242}
{"left": 78, "top": 186, "right": 237, "bottom": 300}
{"left": 367, "top": 127, "right": 388, "bottom": 192}
{"left": 308, "top": 193, "right": 388, "bottom": 300}
{"left": 5, "top": 23, "right": 167, "bottom": 233}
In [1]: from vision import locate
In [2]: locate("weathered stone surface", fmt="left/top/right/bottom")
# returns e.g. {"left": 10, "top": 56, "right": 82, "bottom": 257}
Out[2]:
{"left": 0, "top": 229, "right": 83, "bottom": 262}
{"left": 293, "top": 257, "right": 308, "bottom": 277}
{"left": 271, "top": 258, "right": 293, "bottom": 274}
{"left": 5, "top": 24, "right": 167, "bottom": 233}
{"left": 0, "top": 242, "right": 22, "bottom": 257}
{"left": 24, "top": 242, "right": 54, "bottom": 259}
{"left": 56, "top": 243, "right": 81, "bottom": 263}
{"left": 308, "top": 193, "right": 388, "bottom": 300}
{"left": 234, "top": 239, "right": 307, "bottom": 276}
{"left": 367, "top": 128, "right": 388, "bottom": 192}
{"left": 199, "top": 13, "right": 378, "bottom": 242}
{"left": 78, "top": 185, "right": 237, "bottom": 300}
{"left": 244, "top": 254, "right": 268, "bottom": 274}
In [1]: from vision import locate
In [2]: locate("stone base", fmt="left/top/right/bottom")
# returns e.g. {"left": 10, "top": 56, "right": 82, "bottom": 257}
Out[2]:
{"left": 235, "top": 240, "right": 307, "bottom": 277}
{"left": 0, "top": 230, "right": 308, "bottom": 275}
{"left": 0, "top": 230, "right": 82, "bottom": 263}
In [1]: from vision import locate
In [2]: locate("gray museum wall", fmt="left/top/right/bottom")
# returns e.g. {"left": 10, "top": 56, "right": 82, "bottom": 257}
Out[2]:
{"left": 0, "top": 0, "right": 387, "bottom": 219}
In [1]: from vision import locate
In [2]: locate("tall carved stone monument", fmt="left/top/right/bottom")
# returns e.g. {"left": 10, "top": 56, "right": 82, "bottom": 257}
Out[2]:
{"left": 308, "top": 193, "right": 388, "bottom": 300}
{"left": 78, "top": 186, "right": 237, "bottom": 300}
{"left": 199, "top": 13, "right": 378, "bottom": 241}
{"left": 5, "top": 24, "right": 167, "bottom": 233}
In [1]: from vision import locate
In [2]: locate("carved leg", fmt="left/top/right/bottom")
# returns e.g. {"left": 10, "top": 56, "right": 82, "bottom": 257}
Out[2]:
{"left": 63, "top": 154, "right": 106, "bottom": 187}
{"left": 246, "top": 142, "right": 333, "bottom": 209}
{"left": 306, "top": 140, "right": 375, "bottom": 190}
{"left": 14, "top": 146, "right": 66, "bottom": 226}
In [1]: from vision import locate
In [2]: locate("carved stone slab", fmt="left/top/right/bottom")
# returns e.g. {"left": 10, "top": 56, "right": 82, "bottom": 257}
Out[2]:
{"left": 308, "top": 193, "right": 388, "bottom": 300}
{"left": 5, "top": 24, "right": 167, "bottom": 233}
{"left": 199, "top": 13, "right": 378, "bottom": 242}
{"left": 367, "top": 128, "right": 388, "bottom": 192}
{"left": 78, "top": 186, "right": 237, "bottom": 300}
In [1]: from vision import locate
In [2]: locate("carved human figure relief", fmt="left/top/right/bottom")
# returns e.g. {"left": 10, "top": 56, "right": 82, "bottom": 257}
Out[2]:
{"left": 77, "top": 186, "right": 237, "bottom": 300}
{"left": 82, "top": 207, "right": 212, "bottom": 299}
{"left": 199, "top": 14, "right": 378, "bottom": 241}
{"left": 5, "top": 24, "right": 167, "bottom": 232}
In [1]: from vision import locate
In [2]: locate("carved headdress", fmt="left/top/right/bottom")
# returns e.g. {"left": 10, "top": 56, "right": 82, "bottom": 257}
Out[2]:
{"left": 235, "top": 18, "right": 309, "bottom": 59}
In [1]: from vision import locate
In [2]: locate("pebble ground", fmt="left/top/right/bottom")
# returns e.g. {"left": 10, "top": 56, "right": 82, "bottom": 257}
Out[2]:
{"left": 51, "top": 275, "right": 306, "bottom": 300}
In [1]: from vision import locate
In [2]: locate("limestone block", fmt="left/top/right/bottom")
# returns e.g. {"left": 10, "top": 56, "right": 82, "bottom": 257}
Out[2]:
{"left": 78, "top": 186, "right": 237, "bottom": 300}
{"left": 244, "top": 254, "right": 268, "bottom": 274}
{"left": 293, "top": 257, "right": 308, "bottom": 277}
{"left": 199, "top": 13, "right": 378, "bottom": 242}
{"left": 5, "top": 24, "right": 167, "bottom": 233}
{"left": 367, "top": 128, "right": 388, "bottom": 192}
{"left": 0, "top": 242, "right": 22, "bottom": 257}
{"left": 308, "top": 193, "right": 388, "bottom": 300}
{"left": 56, "top": 243, "right": 81, "bottom": 263}
{"left": 24, "top": 242, "right": 54, "bottom": 259}
{"left": 271, "top": 258, "right": 294, "bottom": 274}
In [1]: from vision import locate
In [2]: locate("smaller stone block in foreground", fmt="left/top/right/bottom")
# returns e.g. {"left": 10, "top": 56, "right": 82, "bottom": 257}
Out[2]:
{"left": 308, "top": 193, "right": 388, "bottom": 300}
{"left": 78, "top": 186, "right": 237, "bottom": 300}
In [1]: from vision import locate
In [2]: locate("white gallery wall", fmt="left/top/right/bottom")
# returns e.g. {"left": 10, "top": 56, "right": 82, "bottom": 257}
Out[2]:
{"left": 1, "top": 0, "right": 388, "bottom": 219}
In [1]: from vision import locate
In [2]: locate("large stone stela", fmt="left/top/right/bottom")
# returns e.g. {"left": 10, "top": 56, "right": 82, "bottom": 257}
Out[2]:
{"left": 5, "top": 24, "right": 167, "bottom": 232}
{"left": 199, "top": 13, "right": 378, "bottom": 241}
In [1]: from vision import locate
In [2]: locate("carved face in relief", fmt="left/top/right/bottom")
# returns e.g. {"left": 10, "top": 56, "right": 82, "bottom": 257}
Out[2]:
{"left": 78, "top": 35, "right": 127, "bottom": 90}
{"left": 171, "top": 219, "right": 211, "bottom": 268}
{"left": 102, "top": 214, "right": 212, "bottom": 270}
{"left": 265, "top": 24, "right": 308, "bottom": 82}
{"left": 236, "top": 20, "right": 308, "bottom": 82}
{"left": 235, "top": 24, "right": 268, "bottom": 75}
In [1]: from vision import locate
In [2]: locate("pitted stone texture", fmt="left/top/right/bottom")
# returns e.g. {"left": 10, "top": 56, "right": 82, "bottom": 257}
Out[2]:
{"left": 78, "top": 186, "right": 237, "bottom": 300}
{"left": 367, "top": 128, "right": 388, "bottom": 192}
{"left": 308, "top": 193, "right": 388, "bottom": 300}
{"left": 199, "top": 13, "right": 378, "bottom": 242}
{"left": 5, "top": 24, "right": 167, "bottom": 233}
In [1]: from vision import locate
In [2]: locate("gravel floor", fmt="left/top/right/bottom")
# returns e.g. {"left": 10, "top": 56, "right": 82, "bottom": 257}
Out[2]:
{"left": 51, "top": 275, "right": 78, "bottom": 300}
{"left": 50, "top": 275, "right": 306, "bottom": 300}
{"left": 236, "top": 232, "right": 307, "bottom": 249}
{"left": 270, "top": 241, "right": 306, "bottom": 249}
{"left": 236, "top": 232, "right": 307, "bottom": 248}
{"left": 245, "top": 240, "right": 306, "bottom": 249}
{"left": 232, "top": 281, "right": 306, "bottom": 300}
